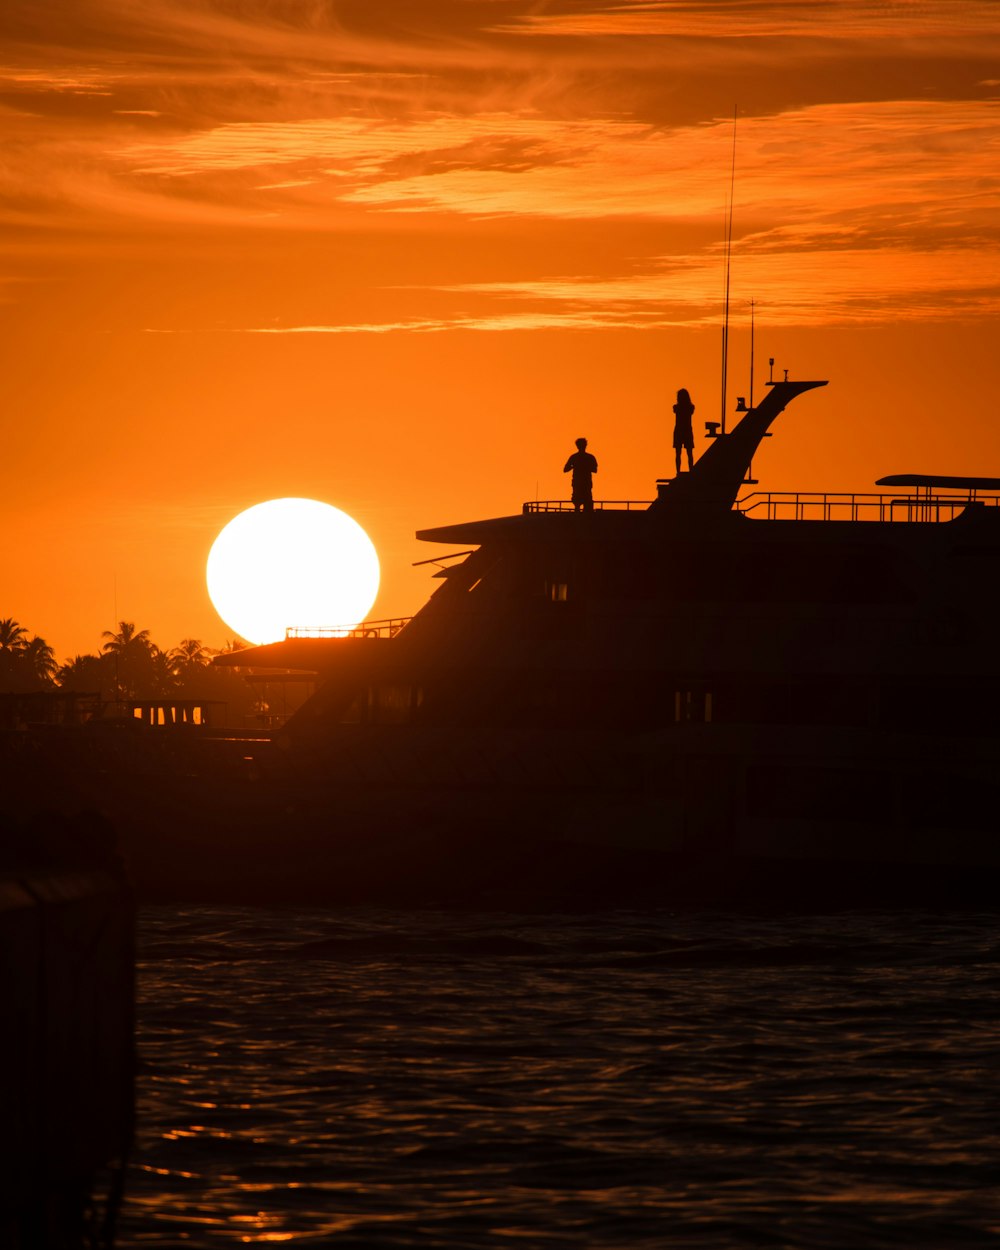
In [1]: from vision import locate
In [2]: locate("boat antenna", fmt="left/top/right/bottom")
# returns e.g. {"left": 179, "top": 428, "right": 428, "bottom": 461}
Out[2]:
{"left": 744, "top": 298, "right": 758, "bottom": 485}
{"left": 721, "top": 106, "right": 737, "bottom": 435}
{"left": 749, "top": 298, "right": 755, "bottom": 414}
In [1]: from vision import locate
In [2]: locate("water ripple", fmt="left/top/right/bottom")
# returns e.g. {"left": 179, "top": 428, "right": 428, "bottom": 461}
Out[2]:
{"left": 121, "top": 907, "right": 1000, "bottom": 1247}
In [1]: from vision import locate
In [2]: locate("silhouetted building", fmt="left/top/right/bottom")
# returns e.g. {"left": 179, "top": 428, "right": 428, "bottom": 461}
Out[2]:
{"left": 0, "top": 690, "right": 101, "bottom": 729}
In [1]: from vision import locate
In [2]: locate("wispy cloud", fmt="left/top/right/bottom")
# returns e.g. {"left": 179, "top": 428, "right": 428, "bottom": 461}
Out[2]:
{"left": 241, "top": 311, "right": 644, "bottom": 333}
{"left": 105, "top": 100, "right": 1000, "bottom": 332}
{"left": 494, "top": 0, "right": 1000, "bottom": 39}
{"left": 1, "top": 1, "right": 997, "bottom": 332}
{"left": 185, "top": 240, "right": 996, "bottom": 332}
{"left": 444, "top": 242, "right": 1000, "bottom": 324}
{"left": 106, "top": 100, "right": 999, "bottom": 228}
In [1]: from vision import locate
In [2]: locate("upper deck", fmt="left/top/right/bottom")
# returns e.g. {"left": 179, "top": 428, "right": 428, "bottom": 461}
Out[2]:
{"left": 737, "top": 482, "right": 1000, "bottom": 522}
{"left": 522, "top": 479, "right": 1000, "bottom": 524}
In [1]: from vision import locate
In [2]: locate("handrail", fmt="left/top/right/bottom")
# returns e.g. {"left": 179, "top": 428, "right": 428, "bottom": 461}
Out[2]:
{"left": 735, "top": 491, "right": 1000, "bottom": 522}
{"left": 285, "top": 617, "right": 412, "bottom": 640}
{"left": 523, "top": 500, "right": 653, "bottom": 514}
{"left": 523, "top": 491, "right": 1000, "bottom": 520}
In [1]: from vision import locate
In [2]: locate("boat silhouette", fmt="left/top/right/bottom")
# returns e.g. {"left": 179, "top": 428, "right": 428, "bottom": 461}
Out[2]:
{"left": 9, "top": 369, "right": 1000, "bottom": 906}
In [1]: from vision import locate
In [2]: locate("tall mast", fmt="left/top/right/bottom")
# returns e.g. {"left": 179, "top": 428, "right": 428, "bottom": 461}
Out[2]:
{"left": 749, "top": 298, "right": 755, "bottom": 413}
{"left": 720, "top": 107, "right": 737, "bottom": 435}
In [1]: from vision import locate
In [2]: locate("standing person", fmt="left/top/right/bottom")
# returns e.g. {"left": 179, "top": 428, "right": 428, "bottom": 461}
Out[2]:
{"left": 563, "top": 437, "right": 598, "bottom": 513}
{"left": 673, "top": 387, "right": 695, "bottom": 474}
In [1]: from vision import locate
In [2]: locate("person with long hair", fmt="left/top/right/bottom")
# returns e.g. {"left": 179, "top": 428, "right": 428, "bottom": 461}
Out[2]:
{"left": 673, "top": 388, "right": 695, "bottom": 473}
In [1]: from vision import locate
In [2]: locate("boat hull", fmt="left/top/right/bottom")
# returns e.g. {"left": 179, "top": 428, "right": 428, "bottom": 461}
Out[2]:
{"left": 20, "top": 721, "right": 997, "bottom": 908}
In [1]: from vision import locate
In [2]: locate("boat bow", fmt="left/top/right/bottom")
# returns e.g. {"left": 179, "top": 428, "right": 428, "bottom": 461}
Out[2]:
{"left": 651, "top": 379, "right": 828, "bottom": 521}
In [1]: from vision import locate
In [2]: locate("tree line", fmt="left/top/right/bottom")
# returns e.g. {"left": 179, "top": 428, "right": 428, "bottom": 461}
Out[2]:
{"left": 0, "top": 617, "right": 252, "bottom": 707}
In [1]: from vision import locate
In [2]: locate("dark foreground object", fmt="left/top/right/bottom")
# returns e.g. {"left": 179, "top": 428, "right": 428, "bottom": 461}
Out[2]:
{"left": 0, "top": 811, "right": 134, "bottom": 1249}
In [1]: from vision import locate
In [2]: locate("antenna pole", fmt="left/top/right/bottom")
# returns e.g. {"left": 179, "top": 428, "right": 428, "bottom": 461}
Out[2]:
{"left": 721, "top": 106, "right": 737, "bottom": 435}
{"left": 749, "top": 298, "right": 755, "bottom": 413}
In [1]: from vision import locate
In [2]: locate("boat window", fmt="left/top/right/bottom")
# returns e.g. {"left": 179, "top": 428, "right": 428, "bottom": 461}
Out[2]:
{"left": 548, "top": 582, "right": 569, "bottom": 602}
{"left": 674, "top": 689, "right": 712, "bottom": 723}
{"left": 367, "top": 684, "right": 423, "bottom": 725}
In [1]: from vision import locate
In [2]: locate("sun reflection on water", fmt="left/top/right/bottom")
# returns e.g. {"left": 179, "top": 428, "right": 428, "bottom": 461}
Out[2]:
{"left": 124, "top": 907, "right": 1000, "bottom": 1247}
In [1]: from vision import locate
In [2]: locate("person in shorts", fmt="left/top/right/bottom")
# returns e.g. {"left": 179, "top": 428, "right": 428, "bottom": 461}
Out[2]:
{"left": 673, "top": 388, "right": 695, "bottom": 473}
{"left": 563, "top": 437, "right": 598, "bottom": 513}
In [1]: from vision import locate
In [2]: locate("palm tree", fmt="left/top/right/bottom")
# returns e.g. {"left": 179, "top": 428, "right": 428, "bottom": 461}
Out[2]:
{"left": 0, "top": 624, "right": 56, "bottom": 691}
{"left": 216, "top": 638, "right": 248, "bottom": 656}
{"left": 22, "top": 635, "right": 57, "bottom": 688}
{"left": 0, "top": 618, "right": 28, "bottom": 652}
{"left": 169, "top": 638, "right": 210, "bottom": 674}
{"left": 101, "top": 621, "right": 153, "bottom": 659}
{"left": 101, "top": 621, "right": 157, "bottom": 701}
{"left": 149, "top": 647, "right": 176, "bottom": 697}
{"left": 58, "top": 654, "right": 107, "bottom": 692}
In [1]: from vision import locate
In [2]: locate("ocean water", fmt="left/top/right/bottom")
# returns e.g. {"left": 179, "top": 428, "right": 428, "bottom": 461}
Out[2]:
{"left": 122, "top": 906, "right": 1000, "bottom": 1247}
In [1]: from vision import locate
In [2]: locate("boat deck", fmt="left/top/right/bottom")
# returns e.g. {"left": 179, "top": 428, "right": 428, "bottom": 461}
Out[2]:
{"left": 523, "top": 485, "right": 1000, "bottom": 523}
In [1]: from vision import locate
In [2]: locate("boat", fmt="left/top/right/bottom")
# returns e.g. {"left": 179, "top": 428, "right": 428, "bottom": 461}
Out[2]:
{"left": 17, "top": 365, "right": 1000, "bottom": 906}
{"left": 175, "top": 367, "right": 996, "bottom": 906}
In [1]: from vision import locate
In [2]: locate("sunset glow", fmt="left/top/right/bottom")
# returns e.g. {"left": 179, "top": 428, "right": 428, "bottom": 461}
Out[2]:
{"left": 206, "top": 499, "right": 379, "bottom": 645}
{"left": 2, "top": 1, "right": 998, "bottom": 658}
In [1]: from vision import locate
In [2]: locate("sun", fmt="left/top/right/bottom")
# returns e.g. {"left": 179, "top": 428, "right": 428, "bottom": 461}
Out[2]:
{"left": 207, "top": 498, "right": 380, "bottom": 645}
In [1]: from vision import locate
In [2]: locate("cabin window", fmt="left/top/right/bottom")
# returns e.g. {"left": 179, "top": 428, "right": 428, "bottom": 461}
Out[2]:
{"left": 131, "top": 701, "right": 209, "bottom": 726}
{"left": 367, "top": 684, "right": 424, "bottom": 724}
{"left": 674, "top": 689, "right": 712, "bottom": 724}
{"left": 548, "top": 581, "right": 569, "bottom": 603}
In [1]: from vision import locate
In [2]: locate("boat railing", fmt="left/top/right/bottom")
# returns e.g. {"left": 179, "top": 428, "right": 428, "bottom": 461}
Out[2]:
{"left": 285, "top": 617, "right": 412, "bottom": 640}
{"left": 735, "top": 491, "right": 1000, "bottom": 522}
{"left": 523, "top": 500, "right": 653, "bottom": 514}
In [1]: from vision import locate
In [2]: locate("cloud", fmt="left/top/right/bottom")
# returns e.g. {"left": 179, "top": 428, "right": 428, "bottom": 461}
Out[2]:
{"left": 493, "top": 0, "right": 1000, "bottom": 39}
{"left": 0, "top": 68, "right": 119, "bottom": 94}
{"left": 138, "top": 236, "right": 997, "bottom": 333}
{"left": 1, "top": 1, "right": 997, "bottom": 333}
{"left": 105, "top": 100, "right": 999, "bottom": 236}
{"left": 88, "top": 97, "right": 1000, "bottom": 329}
{"left": 240, "top": 311, "right": 643, "bottom": 332}
{"left": 433, "top": 243, "right": 1000, "bottom": 326}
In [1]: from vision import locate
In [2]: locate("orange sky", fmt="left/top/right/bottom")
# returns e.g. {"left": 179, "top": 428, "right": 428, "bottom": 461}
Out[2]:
{"left": 3, "top": 1, "right": 999, "bottom": 660}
